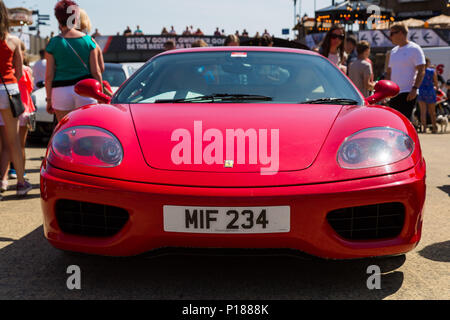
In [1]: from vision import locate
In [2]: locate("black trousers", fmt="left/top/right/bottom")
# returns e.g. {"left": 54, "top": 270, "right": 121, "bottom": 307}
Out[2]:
{"left": 389, "top": 92, "right": 416, "bottom": 121}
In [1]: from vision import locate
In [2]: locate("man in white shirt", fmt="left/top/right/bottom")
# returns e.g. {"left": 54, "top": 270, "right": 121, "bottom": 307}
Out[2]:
{"left": 387, "top": 23, "right": 426, "bottom": 120}
{"left": 32, "top": 49, "right": 46, "bottom": 89}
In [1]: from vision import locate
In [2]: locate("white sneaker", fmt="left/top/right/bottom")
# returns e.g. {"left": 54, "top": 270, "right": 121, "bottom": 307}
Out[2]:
{"left": 16, "top": 181, "right": 32, "bottom": 197}
{"left": 8, "top": 169, "right": 17, "bottom": 180}
{"left": 1, "top": 180, "right": 8, "bottom": 193}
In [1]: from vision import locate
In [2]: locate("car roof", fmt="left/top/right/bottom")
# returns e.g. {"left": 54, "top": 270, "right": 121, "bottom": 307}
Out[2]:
{"left": 158, "top": 46, "right": 318, "bottom": 57}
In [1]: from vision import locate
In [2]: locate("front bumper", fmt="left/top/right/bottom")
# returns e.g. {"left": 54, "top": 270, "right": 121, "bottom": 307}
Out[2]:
{"left": 40, "top": 160, "right": 426, "bottom": 259}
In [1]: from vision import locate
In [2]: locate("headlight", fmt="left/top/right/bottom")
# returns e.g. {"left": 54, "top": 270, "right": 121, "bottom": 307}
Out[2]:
{"left": 337, "top": 127, "right": 414, "bottom": 169}
{"left": 51, "top": 126, "right": 123, "bottom": 167}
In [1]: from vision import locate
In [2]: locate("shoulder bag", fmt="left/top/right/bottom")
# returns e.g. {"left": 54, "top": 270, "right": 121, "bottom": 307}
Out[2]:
{"left": 0, "top": 71, "right": 24, "bottom": 118}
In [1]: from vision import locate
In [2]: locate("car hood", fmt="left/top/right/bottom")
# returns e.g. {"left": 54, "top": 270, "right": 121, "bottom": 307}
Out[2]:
{"left": 130, "top": 103, "right": 342, "bottom": 174}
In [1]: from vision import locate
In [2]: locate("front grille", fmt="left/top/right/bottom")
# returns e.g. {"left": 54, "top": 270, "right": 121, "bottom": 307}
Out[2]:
{"left": 56, "top": 200, "right": 129, "bottom": 237}
{"left": 327, "top": 203, "right": 405, "bottom": 241}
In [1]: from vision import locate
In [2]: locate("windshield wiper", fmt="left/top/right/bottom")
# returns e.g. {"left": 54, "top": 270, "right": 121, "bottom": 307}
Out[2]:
{"left": 299, "top": 98, "right": 359, "bottom": 105}
{"left": 155, "top": 93, "right": 273, "bottom": 103}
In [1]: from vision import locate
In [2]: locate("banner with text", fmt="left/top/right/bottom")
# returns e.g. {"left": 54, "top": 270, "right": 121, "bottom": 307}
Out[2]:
{"left": 96, "top": 35, "right": 227, "bottom": 53}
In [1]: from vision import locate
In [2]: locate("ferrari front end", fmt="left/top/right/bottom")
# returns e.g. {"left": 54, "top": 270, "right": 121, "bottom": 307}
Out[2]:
{"left": 41, "top": 47, "right": 426, "bottom": 259}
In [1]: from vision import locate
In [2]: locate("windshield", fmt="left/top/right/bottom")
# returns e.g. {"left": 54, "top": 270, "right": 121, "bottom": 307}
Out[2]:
{"left": 113, "top": 51, "right": 364, "bottom": 105}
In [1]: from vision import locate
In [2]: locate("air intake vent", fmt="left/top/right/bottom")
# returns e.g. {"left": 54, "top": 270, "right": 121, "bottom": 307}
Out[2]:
{"left": 327, "top": 203, "right": 405, "bottom": 241}
{"left": 56, "top": 200, "right": 129, "bottom": 237}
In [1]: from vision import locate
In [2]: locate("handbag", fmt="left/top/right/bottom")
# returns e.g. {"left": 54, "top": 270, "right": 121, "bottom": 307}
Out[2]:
{"left": 0, "top": 71, "right": 25, "bottom": 118}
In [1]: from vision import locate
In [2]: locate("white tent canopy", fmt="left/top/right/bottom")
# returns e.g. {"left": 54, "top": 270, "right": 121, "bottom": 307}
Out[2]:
{"left": 402, "top": 18, "right": 425, "bottom": 28}
{"left": 426, "top": 14, "right": 450, "bottom": 27}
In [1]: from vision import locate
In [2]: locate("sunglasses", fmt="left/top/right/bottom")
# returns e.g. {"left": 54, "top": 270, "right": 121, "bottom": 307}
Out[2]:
{"left": 390, "top": 31, "right": 400, "bottom": 37}
{"left": 330, "top": 34, "right": 345, "bottom": 40}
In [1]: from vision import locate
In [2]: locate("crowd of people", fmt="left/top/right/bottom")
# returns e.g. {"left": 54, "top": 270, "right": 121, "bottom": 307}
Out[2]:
{"left": 0, "top": 0, "right": 113, "bottom": 201}
{"left": 159, "top": 26, "right": 272, "bottom": 39}
{"left": 97, "top": 25, "right": 273, "bottom": 39}
{"left": 156, "top": 20, "right": 449, "bottom": 133}
{"left": 316, "top": 22, "right": 449, "bottom": 134}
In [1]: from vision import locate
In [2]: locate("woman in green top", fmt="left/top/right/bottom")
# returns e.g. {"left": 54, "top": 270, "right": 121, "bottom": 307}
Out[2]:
{"left": 45, "top": 0, "right": 103, "bottom": 122}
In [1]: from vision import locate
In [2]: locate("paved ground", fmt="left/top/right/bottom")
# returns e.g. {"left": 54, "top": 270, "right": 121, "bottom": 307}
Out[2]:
{"left": 0, "top": 133, "right": 448, "bottom": 300}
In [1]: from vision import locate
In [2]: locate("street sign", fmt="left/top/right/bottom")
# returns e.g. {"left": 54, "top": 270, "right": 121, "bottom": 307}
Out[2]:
{"left": 282, "top": 29, "right": 290, "bottom": 35}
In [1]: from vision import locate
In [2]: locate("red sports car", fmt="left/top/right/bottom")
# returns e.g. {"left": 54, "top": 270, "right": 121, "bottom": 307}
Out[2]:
{"left": 40, "top": 47, "right": 426, "bottom": 259}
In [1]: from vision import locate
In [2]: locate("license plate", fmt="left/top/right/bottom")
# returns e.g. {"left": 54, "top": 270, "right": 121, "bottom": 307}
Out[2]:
{"left": 163, "top": 206, "right": 290, "bottom": 234}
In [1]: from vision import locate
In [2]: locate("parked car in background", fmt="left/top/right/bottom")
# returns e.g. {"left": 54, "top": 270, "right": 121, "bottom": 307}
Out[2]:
{"left": 30, "top": 62, "right": 144, "bottom": 139}
{"left": 102, "top": 62, "right": 145, "bottom": 91}
{"left": 120, "top": 63, "right": 145, "bottom": 80}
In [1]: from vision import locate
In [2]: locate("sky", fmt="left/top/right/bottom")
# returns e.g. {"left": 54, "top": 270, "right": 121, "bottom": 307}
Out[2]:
{"left": 5, "top": 0, "right": 332, "bottom": 38}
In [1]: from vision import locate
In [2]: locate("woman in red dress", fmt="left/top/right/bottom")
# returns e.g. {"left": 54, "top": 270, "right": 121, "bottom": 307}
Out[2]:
{"left": 0, "top": 0, "right": 32, "bottom": 198}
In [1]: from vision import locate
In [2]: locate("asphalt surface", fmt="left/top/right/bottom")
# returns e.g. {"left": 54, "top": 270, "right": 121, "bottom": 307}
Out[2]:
{"left": 0, "top": 133, "right": 448, "bottom": 300}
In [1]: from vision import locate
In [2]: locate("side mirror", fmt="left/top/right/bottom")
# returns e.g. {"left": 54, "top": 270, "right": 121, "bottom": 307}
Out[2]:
{"left": 74, "top": 79, "right": 111, "bottom": 104}
{"left": 366, "top": 80, "right": 400, "bottom": 105}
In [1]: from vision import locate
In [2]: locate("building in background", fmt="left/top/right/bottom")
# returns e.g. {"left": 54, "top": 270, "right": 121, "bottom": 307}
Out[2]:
{"left": 378, "top": 0, "right": 450, "bottom": 20}
{"left": 8, "top": 7, "right": 33, "bottom": 27}
{"left": 7, "top": 7, "right": 46, "bottom": 57}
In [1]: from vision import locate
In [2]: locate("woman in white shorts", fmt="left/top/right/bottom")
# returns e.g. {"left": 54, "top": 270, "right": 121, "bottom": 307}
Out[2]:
{"left": 45, "top": 0, "right": 103, "bottom": 122}
{"left": 50, "top": 85, "right": 97, "bottom": 119}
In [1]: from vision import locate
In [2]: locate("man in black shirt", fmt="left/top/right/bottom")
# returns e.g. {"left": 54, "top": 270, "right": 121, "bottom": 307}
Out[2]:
{"left": 123, "top": 26, "right": 132, "bottom": 36}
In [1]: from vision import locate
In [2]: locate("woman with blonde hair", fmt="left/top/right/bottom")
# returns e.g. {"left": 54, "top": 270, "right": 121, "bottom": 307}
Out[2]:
{"left": 78, "top": 9, "right": 105, "bottom": 72}
{"left": 192, "top": 39, "right": 208, "bottom": 48}
{"left": 0, "top": 0, "right": 32, "bottom": 197}
{"left": 77, "top": 8, "right": 112, "bottom": 96}
{"left": 78, "top": 8, "right": 91, "bottom": 34}
{"left": 224, "top": 34, "right": 240, "bottom": 46}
